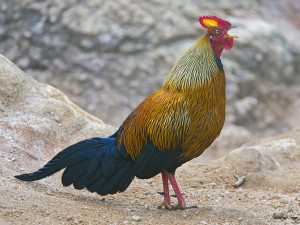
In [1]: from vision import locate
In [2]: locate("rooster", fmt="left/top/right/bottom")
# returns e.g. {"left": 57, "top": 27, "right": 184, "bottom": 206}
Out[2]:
{"left": 15, "top": 15, "right": 238, "bottom": 210}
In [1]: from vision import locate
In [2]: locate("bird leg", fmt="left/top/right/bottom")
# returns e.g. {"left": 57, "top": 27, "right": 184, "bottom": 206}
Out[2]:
{"left": 157, "top": 170, "right": 173, "bottom": 209}
{"left": 166, "top": 171, "right": 198, "bottom": 210}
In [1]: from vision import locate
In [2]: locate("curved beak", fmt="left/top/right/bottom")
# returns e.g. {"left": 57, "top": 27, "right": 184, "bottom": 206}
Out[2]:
{"left": 226, "top": 25, "right": 238, "bottom": 38}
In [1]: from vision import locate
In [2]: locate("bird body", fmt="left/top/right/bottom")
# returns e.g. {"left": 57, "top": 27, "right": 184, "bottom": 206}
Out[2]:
{"left": 15, "top": 15, "right": 237, "bottom": 209}
{"left": 118, "top": 35, "right": 226, "bottom": 168}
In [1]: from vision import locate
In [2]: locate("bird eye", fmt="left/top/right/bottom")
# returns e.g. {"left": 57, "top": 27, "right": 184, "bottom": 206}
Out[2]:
{"left": 215, "top": 29, "right": 220, "bottom": 35}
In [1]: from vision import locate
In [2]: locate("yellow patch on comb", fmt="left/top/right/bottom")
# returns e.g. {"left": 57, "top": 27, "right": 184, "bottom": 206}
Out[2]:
{"left": 199, "top": 15, "right": 231, "bottom": 29}
{"left": 202, "top": 18, "right": 218, "bottom": 28}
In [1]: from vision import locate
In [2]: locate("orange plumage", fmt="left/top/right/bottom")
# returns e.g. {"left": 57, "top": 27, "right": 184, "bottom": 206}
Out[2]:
{"left": 118, "top": 35, "right": 226, "bottom": 162}
{"left": 15, "top": 15, "right": 238, "bottom": 210}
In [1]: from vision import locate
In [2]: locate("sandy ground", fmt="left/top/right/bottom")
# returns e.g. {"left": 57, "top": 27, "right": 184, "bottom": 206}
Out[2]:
{"left": 1, "top": 157, "right": 300, "bottom": 225}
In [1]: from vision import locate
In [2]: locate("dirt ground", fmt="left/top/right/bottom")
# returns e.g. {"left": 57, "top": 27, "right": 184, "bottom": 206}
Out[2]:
{"left": 1, "top": 156, "right": 300, "bottom": 225}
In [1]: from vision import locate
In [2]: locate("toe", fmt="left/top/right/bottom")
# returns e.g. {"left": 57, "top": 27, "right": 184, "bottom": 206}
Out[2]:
{"left": 157, "top": 201, "right": 173, "bottom": 210}
{"left": 173, "top": 204, "right": 198, "bottom": 210}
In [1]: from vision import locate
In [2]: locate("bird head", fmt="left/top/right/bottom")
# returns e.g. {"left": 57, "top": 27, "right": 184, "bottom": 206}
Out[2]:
{"left": 199, "top": 15, "right": 238, "bottom": 58}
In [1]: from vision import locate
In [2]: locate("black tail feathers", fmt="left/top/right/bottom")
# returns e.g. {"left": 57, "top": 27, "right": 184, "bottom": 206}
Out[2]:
{"left": 15, "top": 137, "right": 135, "bottom": 195}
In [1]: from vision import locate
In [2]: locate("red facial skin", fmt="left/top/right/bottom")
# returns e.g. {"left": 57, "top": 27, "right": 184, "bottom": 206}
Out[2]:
{"left": 209, "top": 26, "right": 234, "bottom": 58}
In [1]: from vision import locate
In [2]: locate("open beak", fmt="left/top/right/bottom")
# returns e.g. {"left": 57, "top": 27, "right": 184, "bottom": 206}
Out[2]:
{"left": 226, "top": 25, "right": 238, "bottom": 38}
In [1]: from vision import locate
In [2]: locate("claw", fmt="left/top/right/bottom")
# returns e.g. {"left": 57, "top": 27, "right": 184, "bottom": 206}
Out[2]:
{"left": 157, "top": 191, "right": 177, "bottom": 198}
{"left": 157, "top": 201, "right": 173, "bottom": 210}
{"left": 157, "top": 201, "right": 198, "bottom": 210}
{"left": 172, "top": 203, "right": 198, "bottom": 210}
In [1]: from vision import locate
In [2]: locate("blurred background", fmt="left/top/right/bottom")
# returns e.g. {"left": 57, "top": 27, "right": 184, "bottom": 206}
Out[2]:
{"left": 1, "top": 0, "right": 300, "bottom": 160}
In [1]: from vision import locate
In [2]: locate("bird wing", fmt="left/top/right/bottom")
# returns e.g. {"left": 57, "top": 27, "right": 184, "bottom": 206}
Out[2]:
{"left": 117, "top": 88, "right": 191, "bottom": 160}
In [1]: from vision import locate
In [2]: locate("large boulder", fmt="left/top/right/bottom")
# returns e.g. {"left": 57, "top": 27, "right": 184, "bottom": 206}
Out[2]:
{"left": 0, "top": 54, "right": 116, "bottom": 172}
{"left": 225, "top": 138, "right": 300, "bottom": 189}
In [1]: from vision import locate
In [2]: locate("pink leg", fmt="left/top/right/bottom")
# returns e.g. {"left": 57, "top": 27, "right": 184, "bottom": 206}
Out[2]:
{"left": 162, "top": 170, "right": 171, "bottom": 204}
{"left": 166, "top": 171, "right": 198, "bottom": 209}
{"left": 157, "top": 171, "right": 172, "bottom": 209}
{"left": 166, "top": 172, "right": 186, "bottom": 206}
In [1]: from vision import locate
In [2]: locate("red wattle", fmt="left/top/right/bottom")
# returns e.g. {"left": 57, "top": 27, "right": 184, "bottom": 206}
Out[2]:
{"left": 222, "top": 38, "right": 233, "bottom": 50}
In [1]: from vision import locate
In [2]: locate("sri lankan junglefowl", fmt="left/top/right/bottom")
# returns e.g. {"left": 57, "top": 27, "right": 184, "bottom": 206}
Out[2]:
{"left": 15, "top": 15, "right": 238, "bottom": 210}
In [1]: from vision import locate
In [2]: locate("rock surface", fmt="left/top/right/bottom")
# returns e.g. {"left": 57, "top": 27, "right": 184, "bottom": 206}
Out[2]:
{"left": 1, "top": 53, "right": 300, "bottom": 224}
{"left": 1, "top": 0, "right": 300, "bottom": 137}
{"left": 243, "top": 126, "right": 300, "bottom": 147}
{"left": 0, "top": 54, "right": 116, "bottom": 173}
{"left": 0, "top": 217, "right": 9, "bottom": 225}
{"left": 226, "top": 138, "right": 300, "bottom": 190}
{"left": 197, "top": 124, "right": 254, "bottom": 162}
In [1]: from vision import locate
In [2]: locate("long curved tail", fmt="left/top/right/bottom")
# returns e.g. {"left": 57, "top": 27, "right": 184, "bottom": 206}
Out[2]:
{"left": 15, "top": 138, "right": 135, "bottom": 195}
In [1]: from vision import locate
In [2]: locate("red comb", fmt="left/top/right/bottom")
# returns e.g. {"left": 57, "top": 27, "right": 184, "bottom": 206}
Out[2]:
{"left": 199, "top": 15, "right": 231, "bottom": 28}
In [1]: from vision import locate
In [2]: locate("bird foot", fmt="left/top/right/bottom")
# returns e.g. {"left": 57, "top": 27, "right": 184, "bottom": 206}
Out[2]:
{"left": 157, "top": 171, "right": 198, "bottom": 210}
{"left": 171, "top": 203, "right": 198, "bottom": 210}
{"left": 157, "top": 200, "right": 174, "bottom": 210}
{"left": 157, "top": 200, "right": 198, "bottom": 210}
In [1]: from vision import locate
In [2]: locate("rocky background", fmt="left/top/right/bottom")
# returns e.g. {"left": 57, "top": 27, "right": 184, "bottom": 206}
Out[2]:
{"left": 1, "top": 0, "right": 300, "bottom": 139}
{"left": 1, "top": 54, "right": 300, "bottom": 224}
{"left": 1, "top": 1, "right": 300, "bottom": 223}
